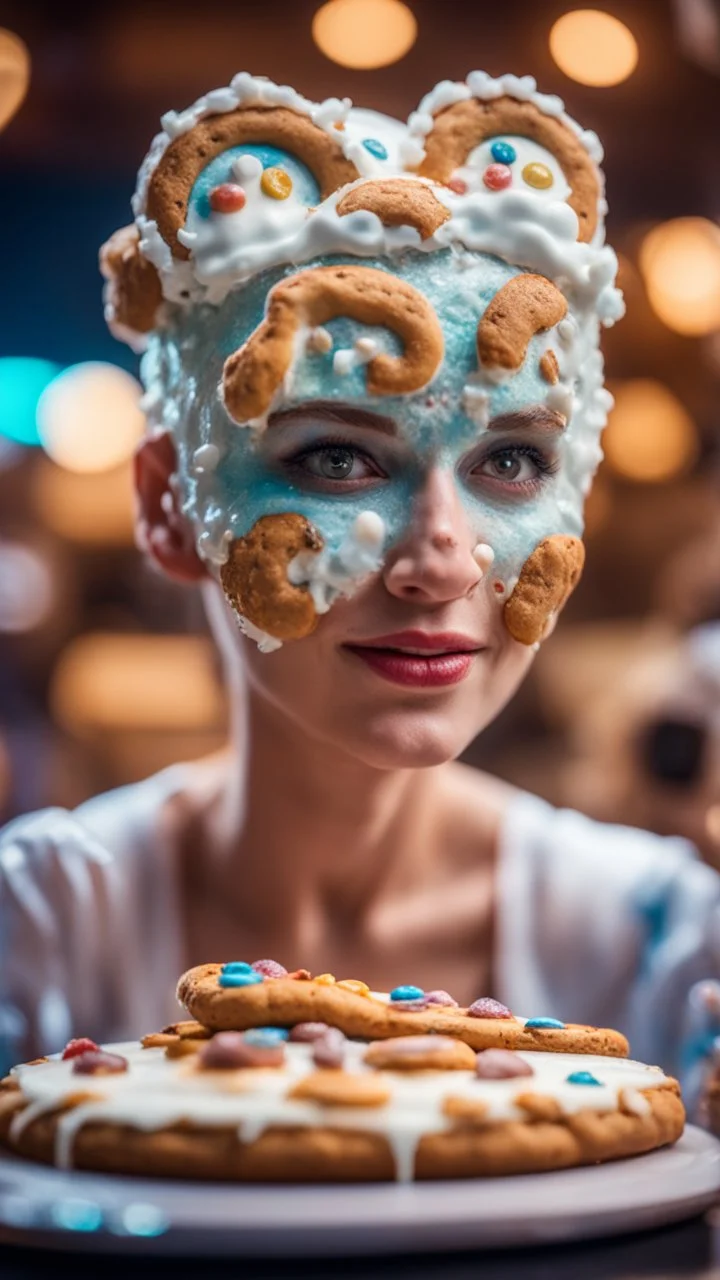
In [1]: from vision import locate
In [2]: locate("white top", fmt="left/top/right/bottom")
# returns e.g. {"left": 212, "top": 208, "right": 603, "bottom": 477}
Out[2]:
{"left": 2, "top": 766, "right": 719, "bottom": 1100}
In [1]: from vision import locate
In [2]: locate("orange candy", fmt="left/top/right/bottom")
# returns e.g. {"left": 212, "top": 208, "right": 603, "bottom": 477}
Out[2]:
{"left": 261, "top": 167, "right": 293, "bottom": 200}
{"left": 314, "top": 973, "right": 337, "bottom": 985}
{"left": 337, "top": 979, "right": 371, "bottom": 997}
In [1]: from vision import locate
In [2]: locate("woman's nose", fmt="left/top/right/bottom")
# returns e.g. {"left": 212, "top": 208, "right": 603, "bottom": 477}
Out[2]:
{"left": 383, "top": 467, "right": 484, "bottom": 603}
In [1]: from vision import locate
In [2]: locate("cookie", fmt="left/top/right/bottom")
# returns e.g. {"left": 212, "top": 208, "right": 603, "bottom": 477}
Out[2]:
{"left": 364, "top": 1036, "right": 476, "bottom": 1072}
{"left": 416, "top": 96, "right": 601, "bottom": 243}
{"left": 220, "top": 512, "right": 323, "bottom": 641}
{"left": 336, "top": 179, "right": 450, "bottom": 240}
{"left": 539, "top": 349, "right": 560, "bottom": 384}
{"left": 147, "top": 106, "right": 359, "bottom": 260}
{"left": 177, "top": 966, "right": 628, "bottom": 1057}
{"left": 99, "top": 224, "right": 163, "bottom": 336}
{"left": 222, "top": 264, "right": 444, "bottom": 423}
{"left": 476, "top": 274, "right": 568, "bottom": 377}
{"left": 504, "top": 534, "right": 586, "bottom": 645}
{"left": 1, "top": 1041, "right": 684, "bottom": 1183}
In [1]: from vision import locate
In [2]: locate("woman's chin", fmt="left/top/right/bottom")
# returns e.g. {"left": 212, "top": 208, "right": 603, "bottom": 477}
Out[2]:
{"left": 333, "top": 708, "right": 475, "bottom": 770}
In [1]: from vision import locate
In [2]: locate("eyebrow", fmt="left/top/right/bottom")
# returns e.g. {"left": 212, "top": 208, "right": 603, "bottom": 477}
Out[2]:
{"left": 487, "top": 406, "right": 567, "bottom": 434}
{"left": 267, "top": 400, "right": 398, "bottom": 436}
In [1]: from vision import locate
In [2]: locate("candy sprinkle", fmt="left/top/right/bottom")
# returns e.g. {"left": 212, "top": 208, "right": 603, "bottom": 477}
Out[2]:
{"left": 467, "top": 997, "right": 513, "bottom": 1019}
{"left": 251, "top": 959, "right": 288, "bottom": 978}
{"left": 209, "top": 183, "right": 247, "bottom": 214}
{"left": 337, "top": 979, "right": 370, "bottom": 997}
{"left": 362, "top": 138, "right": 388, "bottom": 160}
{"left": 491, "top": 140, "right": 517, "bottom": 165}
{"left": 522, "top": 162, "right": 553, "bottom": 190}
{"left": 62, "top": 1038, "right": 100, "bottom": 1060}
{"left": 243, "top": 1028, "right": 290, "bottom": 1047}
{"left": 261, "top": 167, "right": 293, "bottom": 199}
{"left": 524, "top": 1016, "right": 566, "bottom": 1030}
{"left": 222, "top": 961, "right": 254, "bottom": 974}
{"left": 447, "top": 176, "right": 468, "bottom": 195}
{"left": 566, "top": 1070, "right": 602, "bottom": 1086}
{"left": 219, "top": 970, "right": 264, "bottom": 988}
{"left": 390, "top": 985, "right": 424, "bottom": 1002}
{"left": 483, "top": 163, "right": 513, "bottom": 191}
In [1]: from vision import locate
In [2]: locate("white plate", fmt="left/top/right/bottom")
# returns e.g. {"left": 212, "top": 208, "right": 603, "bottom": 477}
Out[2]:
{"left": 1, "top": 1127, "right": 719, "bottom": 1256}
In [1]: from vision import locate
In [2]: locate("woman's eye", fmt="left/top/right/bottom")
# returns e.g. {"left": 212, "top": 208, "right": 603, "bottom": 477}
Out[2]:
{"left": 296, "top": 445, "right": 378, "bottom": 483}
{"left": 473, "top": 447, "right": 548, "bottom": 486}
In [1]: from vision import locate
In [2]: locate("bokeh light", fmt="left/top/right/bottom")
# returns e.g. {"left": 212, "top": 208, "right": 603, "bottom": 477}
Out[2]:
{"left": 0, "top": 541, "right": 54, "bottom": 633}
{"left": 31, "top": 458, "right": 136, "bottom": 545}
{"left": 312, "top": 0, "right": 417, "bottom": 68}
{"left": 549, "top": 10, "right": 638, "bottom": 86}
{"left": 603, "top": 379, "right": 699, "bottom": 482}
{"left": 0, "top": 28, "right": 30, "bottom": 132}
{"left": 0, "top": 357, "right": 61, "bottom": 446}
{"left": 37, "top": 363, "right": 145, "bottom": 474}
{"left": 639, "top": 217, "right": 720, "bottom": 336}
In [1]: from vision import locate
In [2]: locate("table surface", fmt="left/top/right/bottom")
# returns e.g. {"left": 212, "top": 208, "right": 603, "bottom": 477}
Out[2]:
{"left": 0, "top": 1213, "right": 718, "bottom": 1280}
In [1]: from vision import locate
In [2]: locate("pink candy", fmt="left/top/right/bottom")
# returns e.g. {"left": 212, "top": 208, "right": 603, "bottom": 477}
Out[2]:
{"left": 289, "top": 1022, "right": 332, "bottom": 1043}
{"left": 72, "top": 1050, "right": 128, "bottom": 1076}
{"left": 475, "top": 1049, "right": 533, "bottom": 1080}
{"left": 312, "top": 1028, "right": 346, "bottom": 1069}
{"left": 252, "top": 959, "right": 288, "bottom": 978}
{"left": 424, "top": 990, "right": 459, "bottom": 1008}
{"left": 467, "top": 997, "right": 513, "bottom": 1019}
{"left": 199, "top": 1032, "right": 285, "bottom": 1070}
{"left": 482, "top": 163, "right": 513, "bottom": 191}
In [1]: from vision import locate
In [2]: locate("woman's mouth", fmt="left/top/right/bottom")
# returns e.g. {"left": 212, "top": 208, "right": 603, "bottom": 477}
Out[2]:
{"left": 342, "top": 631, "right": 483, "bottom": 688}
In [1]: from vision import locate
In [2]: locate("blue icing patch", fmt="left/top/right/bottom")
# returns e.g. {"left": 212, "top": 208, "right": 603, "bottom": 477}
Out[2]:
{"left": 525, "top": 1017, "right": 566, "bottom": 1030}
{"left": 362, "top": 138, "right": 388, "bottom": 160}
{"left": 190, "top": 143, "right": 320, "bottom": 219}
{"left": 221, "top": 961, "right": 254, "bottom": 974}
{"left": 566, "top": 1070, "right": 601, "bottom": 1085}
{"left": 390, "top": 985, "right": 424, "bottom": 1001}
{"left": 491, "top": 140, "right": 517, "bottom": 165}
{"left": 218, "top": 970, "right": 264, "bottom": 988}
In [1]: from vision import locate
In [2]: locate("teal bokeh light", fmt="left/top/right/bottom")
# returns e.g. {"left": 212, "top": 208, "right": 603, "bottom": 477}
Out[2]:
{"left": 0, "top": 357, "right": 63, "bottom": 446}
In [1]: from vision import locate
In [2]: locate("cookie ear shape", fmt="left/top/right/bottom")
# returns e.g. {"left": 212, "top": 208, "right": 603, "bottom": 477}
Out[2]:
{"left": 99, "top": 224, "right": 163, "bottom": 336}
{"left": 336, "top": 179, "right": 451, "bottom": 241}
{"left": 477, "top": 274, "right": 567, "bottom": 377}
{"left": 504, "top": 535, "right": 585, "bottom": 645}
{"left": 220, "top": 513, "right": 323, "bottom": 641}
{"left": 147, "top": 107, "right": 360, "bottom": 260}
{"left": 416, "top": 97, "right": 601, "bottom": 243}
{"left": 222, "top": 264, "right": 445, "bottom": 423}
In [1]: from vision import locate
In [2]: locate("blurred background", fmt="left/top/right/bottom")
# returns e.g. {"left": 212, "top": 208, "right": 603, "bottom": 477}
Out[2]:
{"left": 0, "top": 0, "right": 719, "bottom": 858}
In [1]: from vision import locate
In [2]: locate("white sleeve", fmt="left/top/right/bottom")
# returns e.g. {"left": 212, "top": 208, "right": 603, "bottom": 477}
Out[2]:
{"left": 0, "top": 809, "right": 130, "bottom": 1072}
{"left": 497, "top": 793, "right": 720, "bottom": 1086}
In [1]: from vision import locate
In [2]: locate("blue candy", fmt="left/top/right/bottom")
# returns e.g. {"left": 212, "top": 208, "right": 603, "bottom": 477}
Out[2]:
{"left": 566, "top": 1070, "right": 602, "bottom": 1086}
{"left": 362, "top": 138, "right": 388, "bottom": 160}
{"left": 390, "top": 985, "right": 425, "bottom": 1001}
{"left": 218, "top": 970, "right": 264, "bottom": 988}
{"left": 491, "top": 140, "right": 517, "bottom": 165}
{"left": 221, "top": 961, "right": 254, "bottom": 974}
{"left": 524, "top": 1017, "right": 566, "bottom": 1030}
{"left": 243, "top": 1028, "right": 290, "bottom": 1046}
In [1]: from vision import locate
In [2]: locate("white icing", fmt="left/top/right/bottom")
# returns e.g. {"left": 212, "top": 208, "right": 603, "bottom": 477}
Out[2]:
{"left": 11, "top": 1038, "right": 672, "bottom": 1182}
{"left": 455, "top": 136, "right": 571, "bottom": 202}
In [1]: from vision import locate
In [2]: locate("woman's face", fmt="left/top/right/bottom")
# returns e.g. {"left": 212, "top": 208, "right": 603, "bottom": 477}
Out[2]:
{"left": 159, "top": 248, "right": 591, "bottom": 767}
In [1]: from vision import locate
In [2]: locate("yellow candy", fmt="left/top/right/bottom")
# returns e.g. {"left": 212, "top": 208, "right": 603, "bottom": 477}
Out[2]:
{"left": 522, "top": 162, "right": 553, "bottom": 190}
{"left": 337, "top": 979, "right": 370, "bottom": 997}
{"left": 261, "top": 166, "right": 293, "bottom": 200}
{"left": 314, "top": 973, "right": 336, "bottom": 985}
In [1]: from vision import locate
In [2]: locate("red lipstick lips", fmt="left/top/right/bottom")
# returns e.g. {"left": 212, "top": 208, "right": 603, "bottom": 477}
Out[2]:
{"left": 344, "top": 630, "right": 482, "bottom": 688}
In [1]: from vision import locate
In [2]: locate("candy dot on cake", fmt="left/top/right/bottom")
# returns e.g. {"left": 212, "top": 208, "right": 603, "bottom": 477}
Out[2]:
{"left": 243, "top": 1028, "right": 290, "bottom": 1047}
{"left": 62, "top": 1037, "right": 99, "bottom": 1060}
{"left": 525, "top": 1016, "right": 566, "bottom": 1030}
{"left": 567, "top": 1070, "right": 602, "bottom": 1086}
{"left": 483, "top": 163, "right": 513, "bottom": 191}
{"left": 390, "top": 984, "right": 424, "bottom": 1001}
{"left": 72, "top": 1050, "right": 128, "bottom": 1076}
{"left": 260, "top": 167, "right": 293, "bottom": 199}
{"left": 209, "top": 183, "right": 247, "bottom": 214}
{"left": 476, "top": 1049, "right": 534, "bottom": 1079}
{"left": 467, "top": 997, "right": 513, "bottom": 1019}
{"left": 219, "top": 962, "right": 264, "bottom": 989}
{"left": 447, "top": 176, "right": 468, "bottom": 195}
{"left": 251, "top": 959, "right": 287, "bottom": 978}
{"left": 522, "top": 162, "right": 554, "bottom": 190}
{"left": 337, "top": 979, "right": 370, "bottom": 996}
{"left": 491, "top": 140, "right": 517, "bottom": 165}
{"left": 362, "top": 138, "right": 388, "bottom": 160}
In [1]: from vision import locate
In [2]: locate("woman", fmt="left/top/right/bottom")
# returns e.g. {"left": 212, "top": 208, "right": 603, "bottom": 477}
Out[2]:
{"left": 2, "top": 70, "right": 719, "bottom": 1098}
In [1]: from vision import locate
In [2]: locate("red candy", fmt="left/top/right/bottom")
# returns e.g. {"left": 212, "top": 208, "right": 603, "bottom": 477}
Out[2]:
{"left": 209, "top": 183, "right": 247, "bottom": 214}
{"left": 72, "top": 1050, "right": 128, "bottom": 1076}
{"left": 447, "top": 176, "right": 468, "bottom": 195}
{"left": 475, "top": 1049, "right": 533, "bottom": 1080}
{"left": 62, "top": 1038, "right": 99, "bottom": 1060}
{"left": 482, "top": 163, "right": 513, "bottom": 191}
{"left": 252, "top": 959, "right": 288, "bottom": 978}
{"left": 467, "top": 997, "right": 513, "bottom": 1019}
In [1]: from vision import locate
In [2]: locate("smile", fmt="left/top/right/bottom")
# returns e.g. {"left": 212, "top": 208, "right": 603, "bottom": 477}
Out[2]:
{"left": 343, "top": 631, "right": 483, "bottom": 688}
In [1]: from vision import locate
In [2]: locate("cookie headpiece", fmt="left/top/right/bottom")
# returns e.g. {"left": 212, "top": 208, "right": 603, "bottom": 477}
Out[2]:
{"left": 102, "top": 72, "right": 623, "bottom": 651}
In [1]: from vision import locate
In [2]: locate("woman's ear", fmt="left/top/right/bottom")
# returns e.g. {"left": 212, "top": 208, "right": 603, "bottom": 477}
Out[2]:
{"left": 133, "top": 432, "right": 206, "bottom": 583}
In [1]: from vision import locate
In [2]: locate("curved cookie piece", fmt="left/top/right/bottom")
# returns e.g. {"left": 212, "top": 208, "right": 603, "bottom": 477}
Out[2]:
{"left": 222, "top": 264, "right": 444, "bottom": 423}
{"left": 504, "top": 535, "right": 585, "bottom": 645}
{"left": 177, "top": 966, "right": 628, "bottom": 1057}
{"left": 416, "top": 96, "right": 601, "bottom": 243}
{"left": 336, "top": 179, "right": 450, "bottom": 241}
{"left": 364, "top": 1036, "right": 476, "bottom": 1072}
{"left": 147, "top": 106, "right": 359, "bottom": 259}
{"left": 477, "top": 275, "right": 567, "bottom": 376}
{"left": 220, "top": 513, "right": 323, "bottom": 641}
{"left": 99, "top": 224, "right": 163, "bottom": 336}
{"left": 289, "top": 1069, "right": 391, "bottom": 1108}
